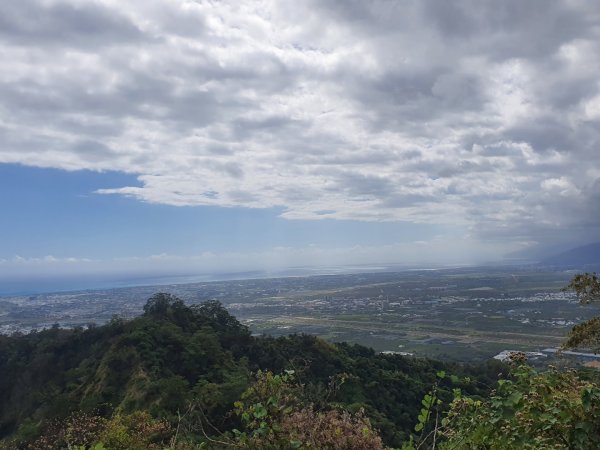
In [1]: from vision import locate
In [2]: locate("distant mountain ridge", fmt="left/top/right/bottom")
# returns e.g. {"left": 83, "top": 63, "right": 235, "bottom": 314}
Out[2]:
{"left": 540, "top": 242, "right": 600, "bottom": 267}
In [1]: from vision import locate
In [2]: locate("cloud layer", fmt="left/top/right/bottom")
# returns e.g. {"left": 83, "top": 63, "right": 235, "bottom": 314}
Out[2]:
{"left": 1, "top": 0, "right": 600, "bottom": 247}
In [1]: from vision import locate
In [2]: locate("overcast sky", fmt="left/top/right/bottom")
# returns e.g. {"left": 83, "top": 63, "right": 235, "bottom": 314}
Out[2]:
{"left": 1, "top": 0, "right": 599, "bottom": 288}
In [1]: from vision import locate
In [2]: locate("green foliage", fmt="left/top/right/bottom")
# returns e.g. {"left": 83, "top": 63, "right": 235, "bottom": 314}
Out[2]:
{"left": 1, "top": 411, "right": 174, "bottom": 450}
{"left": 11, "top": 419, "right": 39, "bottom": 445}
{"left": 228, "top": 370, "right": 385, "bottom": 450}
{"left": 73, "top": 444, "right": 107, "bottom": 450}
{"left": 441, "top": 362, "right": 600, "bottom": 449}
{"left": 564, "top": 272, "right": 600, "bottom": 304}
{"left": 562, "top": 272, "right": 600, "bottom": 351}
{"left": 563, "top": 317, "right": 600, "bottom": 351}
{"left": 97, "top": 411, "right": 172, "bottom": 450}
{"left": 234, "top": 370, "right": 300, "bottom": 436}
{"left": 0, "top": 295, "right": 499, "bottom": 449}
{"left": 400, "top": 369, "right": 467, "bottom": 450}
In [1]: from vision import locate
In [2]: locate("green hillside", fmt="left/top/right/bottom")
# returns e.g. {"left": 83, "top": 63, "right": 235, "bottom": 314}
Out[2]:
{"left": 0, "top": 293, "right": 502, "bottom": 448}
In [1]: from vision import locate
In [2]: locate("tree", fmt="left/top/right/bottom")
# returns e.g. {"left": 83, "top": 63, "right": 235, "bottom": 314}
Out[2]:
{"left": 562, "top": 272, "right": 600, "bottom": 351}
{"left": 440, "top": 359, "right": 600, "bottom": 449}
{"left": 225, "top": 370, "right": 385, "bottom": 450}
{"left": 143, "top": 293, "right": 187, "bottom": 318}
{"left": 564, "top": 272, "right": 600, "bottom": 304}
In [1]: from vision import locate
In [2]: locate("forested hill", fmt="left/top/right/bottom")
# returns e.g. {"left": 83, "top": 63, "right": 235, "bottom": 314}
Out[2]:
{"left": 0, "top": 293, "right": 502, "bottom": 448}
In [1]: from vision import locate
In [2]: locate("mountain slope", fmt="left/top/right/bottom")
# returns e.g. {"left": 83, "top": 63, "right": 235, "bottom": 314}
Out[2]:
{"left": 540, "top": 242, "right": 600, "bottom": 267}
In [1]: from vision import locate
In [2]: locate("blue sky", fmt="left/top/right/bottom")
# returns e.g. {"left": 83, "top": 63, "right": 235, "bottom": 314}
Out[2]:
{"left": 1, "top": 1, "right": 600, "bottom": 291}
{"left": 0, "top": 163, "right": 454, "bottom": 258}
{"left": 1, "top": 163, "right": 475, "bottom": 292}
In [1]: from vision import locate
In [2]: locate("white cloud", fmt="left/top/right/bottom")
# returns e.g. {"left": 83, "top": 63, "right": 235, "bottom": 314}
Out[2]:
{"left": 0, "top": 0, "right": 599, "bottom": 246}
{"left": 2, "top": 255, "right": 92, "bottom": 265}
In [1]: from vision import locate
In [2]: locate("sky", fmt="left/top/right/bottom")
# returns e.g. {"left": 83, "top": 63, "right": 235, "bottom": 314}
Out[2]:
{"left": 1, "top": 0, "right": 600, "bottom": 290}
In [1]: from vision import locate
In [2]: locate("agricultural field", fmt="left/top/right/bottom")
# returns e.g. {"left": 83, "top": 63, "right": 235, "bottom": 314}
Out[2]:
{"left": 226, "top": 267, "right": 600, "bottom": 361}
{"left": 2, "top": 266, "right": 599, "bottom": 362}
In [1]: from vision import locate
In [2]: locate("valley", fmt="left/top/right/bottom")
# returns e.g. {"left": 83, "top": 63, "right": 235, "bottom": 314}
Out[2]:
{"left": 2, "top": 266, "right": 598, "bottom": 362}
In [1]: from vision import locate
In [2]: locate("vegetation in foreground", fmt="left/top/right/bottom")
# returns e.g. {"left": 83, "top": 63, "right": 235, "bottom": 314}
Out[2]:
{"left": 0, "top": 273, "right": 599, "bottom": 449}
{"left": 0, "top": 293, "right": 500, "bottom": 449}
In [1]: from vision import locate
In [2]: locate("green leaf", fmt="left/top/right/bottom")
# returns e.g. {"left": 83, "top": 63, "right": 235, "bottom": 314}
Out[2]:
{"left": 253, "top": 403, "right": 268, "bottom": 418}
{"left": 505, "top": 392, "right": 522, "bottom": 406}
{"left": 422, "top": 394, "right": 433, "bottom": 408}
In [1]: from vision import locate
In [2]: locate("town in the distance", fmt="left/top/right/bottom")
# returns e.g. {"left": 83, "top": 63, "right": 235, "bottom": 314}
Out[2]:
{"left": 3, "top": 242, "right": 600, "bottom": 367}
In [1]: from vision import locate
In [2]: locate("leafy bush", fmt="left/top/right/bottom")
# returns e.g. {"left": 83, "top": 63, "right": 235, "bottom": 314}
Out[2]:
{"left": 562, "top": 272, "right": 600, "bottom": 351}
{"left": 0, "top": 412, "right": 173, "bottom": 450}
{"left": 441, "top": 359, "right": 600, "bottom": 449}
{"left": 98, "top": 412, "right": 172, "bottom": 450}
{"left": 227, "top": 370, "right": 385, "bottom": 450}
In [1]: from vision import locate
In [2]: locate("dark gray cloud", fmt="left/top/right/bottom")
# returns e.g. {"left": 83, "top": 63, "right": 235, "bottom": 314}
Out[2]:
{"left": 0, "top": 1, "right": 142, "bottom": 47}
{"left": 0, "top": 0, "right": 599, "bottom": 252}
